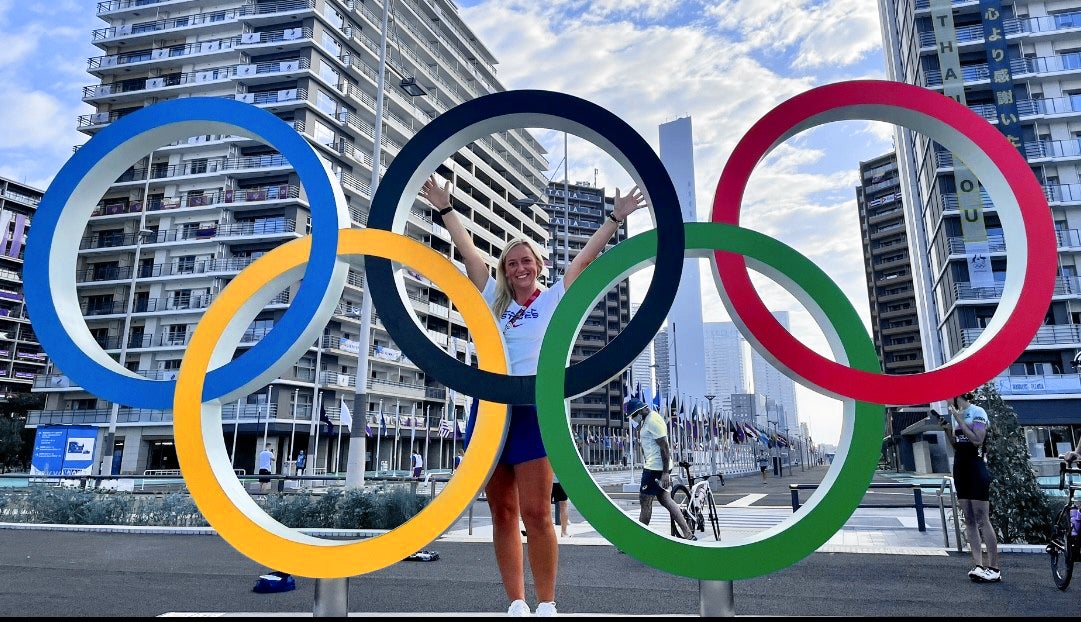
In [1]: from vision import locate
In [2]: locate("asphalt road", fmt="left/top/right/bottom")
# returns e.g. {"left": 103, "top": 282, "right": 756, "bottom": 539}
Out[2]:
{"left": 3, "top": 529, "right": 1079, "bottom": 617}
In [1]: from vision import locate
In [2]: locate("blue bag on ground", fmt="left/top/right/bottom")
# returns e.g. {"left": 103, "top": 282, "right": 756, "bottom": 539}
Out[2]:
{"left": 253, "top": 571, "right": 296, "bottom": 593}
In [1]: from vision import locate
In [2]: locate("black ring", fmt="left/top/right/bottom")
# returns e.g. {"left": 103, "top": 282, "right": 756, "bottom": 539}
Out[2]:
{"left": 366, "top": 90, "right": 683, "bottom": 403}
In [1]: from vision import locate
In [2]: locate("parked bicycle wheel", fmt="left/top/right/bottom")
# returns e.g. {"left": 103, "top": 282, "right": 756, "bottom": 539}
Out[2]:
{"left": 704, "top": 489, "right": 721, "bottom": 541}
{"left": 1049, "top": 505, "right": 1075, "bottom": 591}
{"left": 670, "top": 484, "right": 691, "bottom": 537}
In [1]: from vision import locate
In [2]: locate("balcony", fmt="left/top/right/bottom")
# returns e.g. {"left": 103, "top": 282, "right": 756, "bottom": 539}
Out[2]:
{"left": 27, "top": 408, "right": 173, "bottom": 426}
{"left": 87, "top": 36, "right": 240, "bottom": 74}
{"left": 961, "top": 324, "right": 1081, "bottom": 348}
{"left": 88, "top": 185, "right": 301, "bottom": 220}
{"left": 237, "top": 0, "right": 317, "bottom": 21}
{"left": 994, "top": 373, "right": 1081, "bottom": 396}
{"left": 79, "top": 256, "right": 263, "bottom": 284}
{"left": 113, "top": 154, "right": 291, "bottom": 184}
{"left": 79, "top": 219, "right": 298, "bottom": 250}
{"left": 953, "top": 276, "right": 1079, "bottom": 302}
{"left": 96, "top": 0, "right": 204, "bottom": 16}
{"left": 235, "top": 26, "right": 313, "bottom": 50}
{"left": 91, "top": 9, "right": 240, "bottom": 45}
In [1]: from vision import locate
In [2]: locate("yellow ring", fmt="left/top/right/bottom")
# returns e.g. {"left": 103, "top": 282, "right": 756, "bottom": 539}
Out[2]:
{"left": 174, "top": 228, "right": 507, "bottom": 578}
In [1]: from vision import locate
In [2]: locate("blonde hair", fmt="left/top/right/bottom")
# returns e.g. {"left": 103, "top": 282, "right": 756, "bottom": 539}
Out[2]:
{"left": 493, "top": 238, "right": 545, "bottom": 318}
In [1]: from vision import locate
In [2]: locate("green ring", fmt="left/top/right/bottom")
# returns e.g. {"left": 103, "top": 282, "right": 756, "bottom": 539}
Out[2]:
{"left": 536, "top": 222, "right": 883, "bottom": 580}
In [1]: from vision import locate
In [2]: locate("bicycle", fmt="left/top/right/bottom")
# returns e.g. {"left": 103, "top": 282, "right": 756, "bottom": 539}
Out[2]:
{"left": 669, "top": 460, "right": 723, "bottom": 541}
{"left": 1047, "top": 459, "right": 1081, "bottom": 590}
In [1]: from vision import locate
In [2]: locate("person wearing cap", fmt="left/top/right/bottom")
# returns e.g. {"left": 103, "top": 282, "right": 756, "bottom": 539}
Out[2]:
{"left": 625, "top": 397, "right": 695, "bottom": 541}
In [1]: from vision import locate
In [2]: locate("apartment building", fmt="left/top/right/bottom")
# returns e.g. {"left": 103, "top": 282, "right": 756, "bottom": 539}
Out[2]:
{"left": 539, "top": 181, "right": 629, "bottom": 433}
{"left": 879, "top": 0, "right": 1081, "bottom": 457}
{"left": 0, "top": 177, "right": 46, "bottom": 402}
{"left": 29, "top": 0, "right": 551, "bottom": 475}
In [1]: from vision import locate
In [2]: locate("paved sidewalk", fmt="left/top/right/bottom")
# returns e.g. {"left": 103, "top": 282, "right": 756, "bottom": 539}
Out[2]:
{"left": 446, "top": 463, "right": 1033, "bottom": 555}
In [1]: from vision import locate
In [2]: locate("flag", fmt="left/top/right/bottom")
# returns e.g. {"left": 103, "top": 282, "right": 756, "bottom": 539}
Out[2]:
{"left": 319, "top": 404, "right": 333, "bottom": 435}
{"left": 622, "top": 376, "right": 632, "bottom": 406}
{"left": 440, "top": 419, "right": 453, "bottom": 438}
{"left": 651, "top": 384, "right": 661, "bottom": 410}
{"left": 380, "top": 407, "right": 387, "bottom": 436}
{"left": 446, "top": 337, "right": 458, "bottom": 405}
{"left": 410, "top": 404, "right": 418, "bottom": 448}
{"left": 634, "top": 381, "right": 642, "bottom": 400}
{"left": 339, "top": 397, "right": 353, "bottom": 431}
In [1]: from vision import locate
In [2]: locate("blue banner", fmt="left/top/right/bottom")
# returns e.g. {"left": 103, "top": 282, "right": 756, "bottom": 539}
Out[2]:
{"left": 30, "top": 425, "right": 97, "bottom": 476}
{"left": 980, "top": 0, "right": 1025, "bottom": 153}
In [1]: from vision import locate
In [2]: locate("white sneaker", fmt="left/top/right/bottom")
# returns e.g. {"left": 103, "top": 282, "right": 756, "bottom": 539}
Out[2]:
{"left": 535, "top": 601, "right": 558, "bottom": 617}
{"left": 507, "top": 599, "right": 531, "bottom": 617}
{"left": 976, "top": 567, "right": 1002, "bottom": 583}
{"left": 967, "top": 565, "right": 985, "bottom": 580}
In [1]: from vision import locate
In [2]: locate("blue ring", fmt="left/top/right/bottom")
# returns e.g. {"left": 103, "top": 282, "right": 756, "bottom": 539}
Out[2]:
{"left": 366, "top": 90, "right": 683, "bottom": 403}
{"left": 24, "top": 98, "right": 344, "bottom": 409}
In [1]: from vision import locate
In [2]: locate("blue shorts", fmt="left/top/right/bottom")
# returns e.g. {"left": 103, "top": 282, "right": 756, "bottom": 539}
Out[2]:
{"left": 640, "top": 469, "right": 666, "bottom": 496}
{"left": 464, "top": 399, "right": 546, "bottom": 466}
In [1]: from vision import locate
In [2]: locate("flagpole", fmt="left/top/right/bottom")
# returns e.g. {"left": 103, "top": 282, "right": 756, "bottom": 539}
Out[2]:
{"left": 289, "top": 388, "right": 299, "bottom": 470}
{"left": 261, "top": 385, "right": 272, "bottom": 447}
{"left": 438, "top": 405, "right": 446, "bottom": 469}
{"left": 423, "top": 405, "right": 431, "bottom": 472}
{"left": 376, "top": 399, "right": 383, "bottom": 472}
{"left": 230, "top": 399, "right": 241, "bottom": 468}
{"left": 334, "top": 415, "right": 343, "bottom": 474}
{"left": 394, "top": 399, "right": 401, "bottom": 471}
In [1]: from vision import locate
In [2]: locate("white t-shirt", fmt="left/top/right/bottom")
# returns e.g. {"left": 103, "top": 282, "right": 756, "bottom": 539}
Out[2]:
{"left": 482, "top": 276, "right": 566, "bottom": 375}
{"left": 411, "top": 452, "right": 423, "bottom": 468}
{"left": 955, "top": 404, "right": 989, "bottom": 445}
{"left": 639, "top": 410, "right": 668, "bottom": 471}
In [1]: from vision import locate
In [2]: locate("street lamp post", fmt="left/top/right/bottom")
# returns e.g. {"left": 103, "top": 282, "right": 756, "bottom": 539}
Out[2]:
{"left": 705, "top": 394, "right": 716, "bottom": 477}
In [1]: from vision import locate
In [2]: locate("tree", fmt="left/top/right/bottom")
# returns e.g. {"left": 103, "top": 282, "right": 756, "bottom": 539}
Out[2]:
{"left": 973, "top": 382, "right": 1054, "bottom": 543}
{"left": 0, "top": 416, "right": 25, "bottom": 471}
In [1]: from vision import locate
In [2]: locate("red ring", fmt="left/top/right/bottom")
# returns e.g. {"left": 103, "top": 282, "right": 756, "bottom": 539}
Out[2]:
{"left": 712, "top": 80, "right": 1057, "bottom": 405}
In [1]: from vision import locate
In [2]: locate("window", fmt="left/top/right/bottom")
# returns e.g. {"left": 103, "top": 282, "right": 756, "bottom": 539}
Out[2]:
{"left": 323, "top": 6, "right": 345, "bottom": 28}
{"left": 319, "top": 60, "right": 340, "bottom": 86}
{"left": 321, "top": 32, "right": 342, "bottom": 57}
{"left": 314, "top": 120, "right": 335, "bottom": 145}
{"left": 171, "top": 289, "right": 192, "bottom": 309}
{"left": 165, "top": 324, "right": 188, "bottom": 346}
{"left": 176, "top": 255, "right": 195, "bottom": 274}
{"left": 316, "top": 90, "right": 338, "bottom": 115}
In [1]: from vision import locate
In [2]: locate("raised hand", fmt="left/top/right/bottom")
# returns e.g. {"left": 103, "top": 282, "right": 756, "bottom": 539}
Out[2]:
{"left": 612, "top": 185, "right": 647, "bottom": 221}
{"left": 421, "top": 175, "right": 452, "bottom": 210}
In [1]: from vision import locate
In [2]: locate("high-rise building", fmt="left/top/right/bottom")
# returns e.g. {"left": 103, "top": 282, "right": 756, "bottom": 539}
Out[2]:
{"left": 629, "top": 302, "right": 655, "bottom": 399}
{"left": 703, "top": 322, "right": 751, "bottom": 405}
{"left": 653, "top": 327, "right": 670, "bottom": 400}
{"left": 30, "top": 0, "right": 550, "bottom": 475}
{"left": 749, "top": 311, "right": 799, "bottom": 433}
{"left": 0, "top": 176, "right": 47, "bottom": 402}
{"left": 879, "top": 0, "right": 1081, "bottom": 456}
{"left": 542, "top": 180, "right": 629, "bottom": 430}
{"left": 856, "top": 151, "right": 929, "bottom": 466}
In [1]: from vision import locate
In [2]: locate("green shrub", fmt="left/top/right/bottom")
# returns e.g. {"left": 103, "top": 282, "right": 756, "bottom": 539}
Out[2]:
{"left": 0, "top": 485, "right": 428, "bottom": 529}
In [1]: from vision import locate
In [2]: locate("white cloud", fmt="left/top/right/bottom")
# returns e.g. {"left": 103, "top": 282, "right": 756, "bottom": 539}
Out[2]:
{"left": 705, "top": 0, "right": 883, "bottom": 69}
{"left": 461, "top": 1, "right": 891, "bottom": 445}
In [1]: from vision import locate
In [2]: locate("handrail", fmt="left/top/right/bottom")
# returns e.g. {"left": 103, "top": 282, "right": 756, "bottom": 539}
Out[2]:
{"left": 790, "top": 482, "right": 926, "bottom": 531}
{"left": 936, "top": 476, "right": 962, "bottom": 552}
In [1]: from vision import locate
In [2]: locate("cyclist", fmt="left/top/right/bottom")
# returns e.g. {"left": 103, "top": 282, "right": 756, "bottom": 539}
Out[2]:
{"left": 625, "top": 397, "right": 695, "bottom": 541}
{"left": 940, "top": 391, "right": 1000, "bottom": 583}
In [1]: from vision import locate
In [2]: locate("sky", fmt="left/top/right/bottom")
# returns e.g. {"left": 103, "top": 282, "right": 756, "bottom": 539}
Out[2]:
{"left": 0, "top": 0, "right": 897, "bottom": 447}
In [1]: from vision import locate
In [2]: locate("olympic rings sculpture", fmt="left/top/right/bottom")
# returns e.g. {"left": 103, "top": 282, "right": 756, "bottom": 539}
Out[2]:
{"left": 24, "top": 80, "right": 1055, "bottom": 581}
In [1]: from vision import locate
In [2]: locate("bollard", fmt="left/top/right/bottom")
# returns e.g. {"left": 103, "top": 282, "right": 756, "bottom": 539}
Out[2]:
{"left": 913, "top": 486, "right": 925, "bottom": 532}
{"left": 790, "top": 485, "right": 800, "bottom": 512}
{"left": 313, "top": 578, "right": 348, "bottom": 617}
{"left": 700, "top": 580, "right": 735, "bottom": 617}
